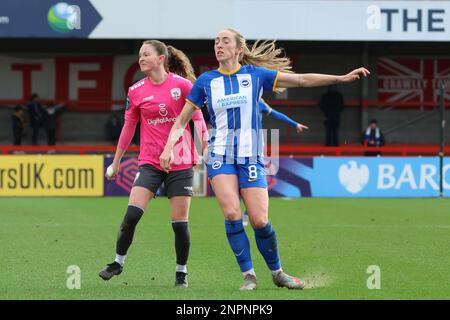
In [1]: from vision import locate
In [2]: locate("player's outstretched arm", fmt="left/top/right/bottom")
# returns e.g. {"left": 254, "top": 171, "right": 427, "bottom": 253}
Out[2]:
{"left": 160, "top": 103, "right": 198, "bottom": 172}
{"left": 267, "top": 107, "right": 309, "bottom": 133}
{"left": 261, "top": 100, "right": 308, "bottom": 134}
{"left": 277, "top": 67, "right": 370, "bottom": 88}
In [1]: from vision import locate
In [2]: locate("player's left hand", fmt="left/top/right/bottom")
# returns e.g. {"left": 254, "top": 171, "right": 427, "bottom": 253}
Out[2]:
{"left": 159, "top": 147, "right": 172, "bottom": 173}
{"left": 341, "top": 67, "right": 370, "bottom": 82}
{"left": 296, "top": 123, "right": 309, "bottom": 134}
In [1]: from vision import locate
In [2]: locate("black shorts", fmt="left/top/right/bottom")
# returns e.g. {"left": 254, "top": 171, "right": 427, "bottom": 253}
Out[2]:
{"left": 133, "top": 164, "right": 194, "bottom": 198}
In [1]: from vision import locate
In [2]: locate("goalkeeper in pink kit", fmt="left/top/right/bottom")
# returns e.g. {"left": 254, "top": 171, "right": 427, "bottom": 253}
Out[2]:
{"left": 99, "top": 40, "right": 207, "bottom": 288}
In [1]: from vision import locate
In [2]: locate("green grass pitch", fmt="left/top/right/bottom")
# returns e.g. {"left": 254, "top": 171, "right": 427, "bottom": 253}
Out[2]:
{"left": 1, "top": 197, "right": 449, "bottom": 300}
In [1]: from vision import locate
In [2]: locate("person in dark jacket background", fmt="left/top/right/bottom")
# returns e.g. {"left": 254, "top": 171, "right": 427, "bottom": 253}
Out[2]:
{"left": 105, "top": 110, "right": 124, "bottom": 145}
{"left": 319, "top": 84, "right": 345, "bottom": 146}
{"left": 27, "top": 93, "right": 45, "bottom": 145}
{"left": 43, "top": 101, "right": 65, "bottom": 146}
{"left": 12, "top": 105, "right": 26, "bottom": 145}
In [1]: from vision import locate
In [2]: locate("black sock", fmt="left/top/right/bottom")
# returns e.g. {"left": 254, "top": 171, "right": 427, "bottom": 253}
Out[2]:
{"left": 116, "top": 205, "right": 144, "bottom": 255}
{"left": 172, "top": 221, "right": 190, "bottom": 268}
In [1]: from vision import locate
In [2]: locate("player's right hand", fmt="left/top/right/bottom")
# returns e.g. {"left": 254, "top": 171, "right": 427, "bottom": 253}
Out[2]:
{"left": 105, "top": 163, "right": 120, "bottom": 180}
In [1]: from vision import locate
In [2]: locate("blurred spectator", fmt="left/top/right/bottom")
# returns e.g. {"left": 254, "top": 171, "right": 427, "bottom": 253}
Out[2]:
{"left": 12, "top": 105, "right": 26, "bottom": 145}
{"left": 27, "top": 93, "right": 45, "bottom": 145}
{"left": 43, "top": 101, "right": 65, "bottom": 146}
{"left": 105, "top": 110, "right": 124, "bottom": 145}
{"left": 319, "top": 85, "right": 344, "bottom": 146}
{"left": 362, "top": 119, "right": 385, "bottom": 156}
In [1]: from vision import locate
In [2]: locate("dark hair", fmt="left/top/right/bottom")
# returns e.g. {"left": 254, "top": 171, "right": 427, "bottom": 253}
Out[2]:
{"left": 14, "top": 105, "right": 23, "bottom": 112}
{"left": 142, "top": 40, "right": 196, "bottom": 83}
{"left": 30, "top": 93, "right": 38, "bottom": 100}
{"left": 370, "top": 119, "right": 377, "bottom": 124}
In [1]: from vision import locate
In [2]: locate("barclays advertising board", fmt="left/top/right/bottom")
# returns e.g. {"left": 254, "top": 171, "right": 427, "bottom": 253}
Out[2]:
{"left": 273, "top": 157, "right": 450, "bottom": 198}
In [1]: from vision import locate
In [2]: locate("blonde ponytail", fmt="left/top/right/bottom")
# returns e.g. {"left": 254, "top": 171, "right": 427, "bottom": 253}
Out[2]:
{"left": 226, "top": 28, "right": 293, "bottom": 92}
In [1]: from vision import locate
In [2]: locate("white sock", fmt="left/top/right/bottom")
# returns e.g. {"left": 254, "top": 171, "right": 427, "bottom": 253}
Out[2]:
{"left": 176, "top": 264, "right": 187, "bottom": 273}
{"left": 270, "top": 268, "right": 282, "bottom": 276}
{"left": 115, "top": 254, "right": 126, "bottom": 266}
{"left": 243, "top": 268, "right": 256, "bottom": 277}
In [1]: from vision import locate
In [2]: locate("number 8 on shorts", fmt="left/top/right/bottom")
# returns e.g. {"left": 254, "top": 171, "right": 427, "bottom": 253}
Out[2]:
{"left": 248, "top": 165, "right": 258, "bottom": 179}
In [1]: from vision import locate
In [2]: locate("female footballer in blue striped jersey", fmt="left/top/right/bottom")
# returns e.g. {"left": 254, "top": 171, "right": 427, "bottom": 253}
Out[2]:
{"left": 160, "top": 28, "right": 370, "bottom": 290}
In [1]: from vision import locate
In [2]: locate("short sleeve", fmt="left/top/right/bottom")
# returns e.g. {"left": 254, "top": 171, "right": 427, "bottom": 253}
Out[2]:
{"left": 124, "top": 90, "right": 139, "bottom": 124}
{"left": 186, "top": 77, "right": 206, "bottom": 110}
{"left": 255, "top": 67, "right": 279, "bottom": 92}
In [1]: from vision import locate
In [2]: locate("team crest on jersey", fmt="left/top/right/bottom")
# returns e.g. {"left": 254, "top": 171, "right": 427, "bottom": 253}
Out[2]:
{"left": 171, "top": 88, "right": 181, "bottom": 101}
{"left": 240, "top": 79, "right": 250, "bottom": 88}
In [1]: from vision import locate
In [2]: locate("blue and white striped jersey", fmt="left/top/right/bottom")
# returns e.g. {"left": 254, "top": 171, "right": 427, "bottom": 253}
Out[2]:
{"left": 186, "top": 64, "right": 279, "bottom": 160}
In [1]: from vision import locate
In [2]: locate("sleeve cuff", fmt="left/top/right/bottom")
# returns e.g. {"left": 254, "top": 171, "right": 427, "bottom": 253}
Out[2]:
{"left": 186, "top": 99, "right": 201, "bottom": 110}
{"left": 272, "top": 71, "right": 280, "bottom": 92}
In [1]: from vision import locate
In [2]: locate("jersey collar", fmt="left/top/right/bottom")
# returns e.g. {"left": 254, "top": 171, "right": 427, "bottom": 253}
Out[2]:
{"left": 217, "top": 64, "right": 242, "bottom": 75}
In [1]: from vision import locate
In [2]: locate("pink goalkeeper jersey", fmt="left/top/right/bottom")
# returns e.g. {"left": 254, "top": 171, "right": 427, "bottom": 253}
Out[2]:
{"left": 118, "top": 72, "right": 207, "bottom": 171}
